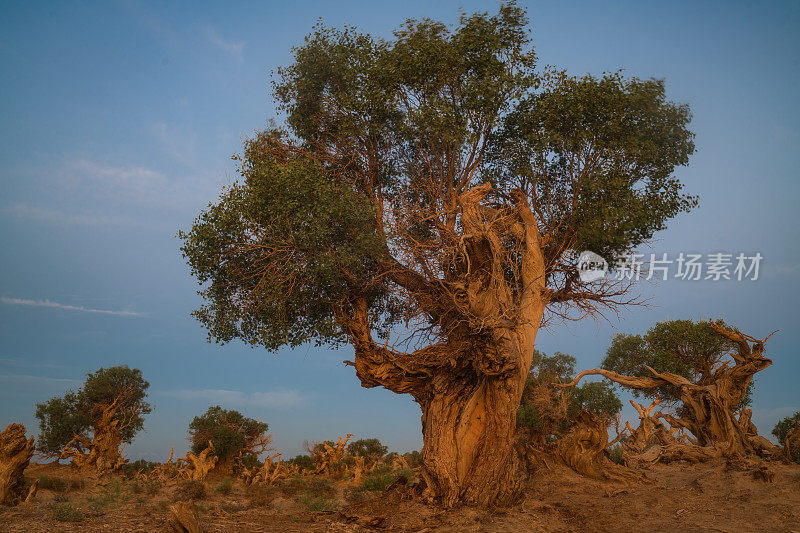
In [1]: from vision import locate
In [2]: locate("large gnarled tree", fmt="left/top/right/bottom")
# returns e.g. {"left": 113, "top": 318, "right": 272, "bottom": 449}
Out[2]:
{"left": 180, "top": 4, "right": 695, "bottom": 506}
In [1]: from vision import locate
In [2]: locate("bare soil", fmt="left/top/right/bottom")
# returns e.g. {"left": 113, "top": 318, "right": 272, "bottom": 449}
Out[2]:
{"left": 1, "top": 460, "right": 799, "bottom": 532}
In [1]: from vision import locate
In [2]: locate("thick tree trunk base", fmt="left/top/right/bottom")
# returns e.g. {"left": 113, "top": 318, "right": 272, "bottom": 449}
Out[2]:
{"left": 419, "top": 375, "right": 526, "bottom": 508}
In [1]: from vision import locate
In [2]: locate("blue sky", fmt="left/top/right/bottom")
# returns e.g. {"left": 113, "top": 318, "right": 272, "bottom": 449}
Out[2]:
{"left": 1, "top": 1, "right": 798, "bottom": 460}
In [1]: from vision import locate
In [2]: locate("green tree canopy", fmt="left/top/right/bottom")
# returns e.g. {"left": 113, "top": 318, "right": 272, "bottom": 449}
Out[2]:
{"left": 188, "top": 406, "right": 270, "bottom": 466}
{"left": 602, "top": 319, "right": 753, "bottom": 409}
{"left": 35, "top": 365, "right": 151, "bottom": 457}
{"left": 346, "top": 438, "right": 388, "bottom": 460}
{"left": 179, "top": 2, "right": 696, "bottom": 354}
{"left": 773, "top": 411, "right": 800, "bottom": 445}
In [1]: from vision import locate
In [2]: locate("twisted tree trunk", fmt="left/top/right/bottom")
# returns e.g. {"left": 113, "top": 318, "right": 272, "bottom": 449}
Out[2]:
{"left": 338, "top": 184, "right": 549, "bottom": 507}
{"left": 562, "top": 323, "right": 777, "bottom": 460}
{"left": 60, "top": 397, "right": 131, "bottom": 474}
{"left": 0, "top": 423, "right": 35, "bottom": 505}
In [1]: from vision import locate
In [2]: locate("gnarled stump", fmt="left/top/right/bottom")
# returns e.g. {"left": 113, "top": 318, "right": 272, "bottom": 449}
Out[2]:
{"left": 0, "top": 423, "right": 35, "bottom": 505}
{"left": 177, "top": 441, "right": 217, "bottom": 483}
{"left": 242, "top": 451, "right": 287, "bottom": 486}
{"left": 312, "top": 434, "right": 353, "bottom": 477}
{"left": 169, "top": 501, "right": 202, "bottom": 533}
{"left": 530, "top": 410, "right": 648, "bottom": 483}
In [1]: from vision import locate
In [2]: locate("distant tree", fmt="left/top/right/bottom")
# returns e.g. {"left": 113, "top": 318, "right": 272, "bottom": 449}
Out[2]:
{"left": 286, "top": 454, "right": 315, "bottom": 472}
{"left": 517, "top": 351, "right": 621, "bottom": 440}
{"left": 188, "top": 406, "right": 270, "bottom": 471}
{"left": 35, "top": 365, "right": 151, "bottom": 461}
{"left": 773, "top": 411, "right": 800, "bottom": 463}
{"left": 346, "top": 438, "right": 388, "bottom": 461}
{"left": 180, "top": 3, "right": 696, "bottom": 506}
{"left": 773, "top": 411, "right": 800, "bottom": 444}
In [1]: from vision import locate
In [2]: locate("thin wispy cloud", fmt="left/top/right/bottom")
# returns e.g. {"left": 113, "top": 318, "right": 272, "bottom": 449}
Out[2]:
{"left": 68, "top": 159, "right": 170, "bottom": 206}
{"left": 1, "top": 297, "right": 146, "bottom": 317}
{"left": 64, "top": 158, "right": 219, "bottom": 211}
{"left": 0, "top": 357, "right": 68, "bottom": 370}
{"left": 205, "top": 28, "right": 244, "bottom": 62}
{"left": 0, "top": 373, "right": 81, "bottom": 386}
{"left": 1, "top": 204, "right": 135, "bottom": 227}
{"left": 167, "top": 388, "right": 306, "bottom": 409}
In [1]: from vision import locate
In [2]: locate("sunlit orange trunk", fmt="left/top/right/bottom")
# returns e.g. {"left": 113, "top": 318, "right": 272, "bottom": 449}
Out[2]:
{"left": 418, "top": 304, "right": 544, "bottom": 507}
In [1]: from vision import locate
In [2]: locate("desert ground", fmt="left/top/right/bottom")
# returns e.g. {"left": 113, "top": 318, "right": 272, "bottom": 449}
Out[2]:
{"left": 2, "top": 459, "right": 799, "bottom": 532}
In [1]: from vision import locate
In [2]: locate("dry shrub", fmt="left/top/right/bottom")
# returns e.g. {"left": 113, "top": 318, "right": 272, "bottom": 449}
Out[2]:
{"left": 246, "top": 484, "right": 276, "bottom": 508}
{"left": 175, "top": 480, "right": 205, "bottom": 501}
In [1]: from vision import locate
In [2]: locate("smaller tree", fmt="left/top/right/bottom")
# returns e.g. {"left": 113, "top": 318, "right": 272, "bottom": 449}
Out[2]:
{"left": 566, "top": 320, "right": 777, "bottom": 459}
{"left": 773, "top": 411, "right": 800, "bottom": 463}
{"left": 346, "top": 438, "right": 388, "bottom": 461}
{"left": 188, "top": 406, "right": 270, "bottom": 472}
{"left": 603, "top": 319, "right": 754, "bottom": 410}
{"left": 35, "top": 365, "right": 151, "bottom": 471}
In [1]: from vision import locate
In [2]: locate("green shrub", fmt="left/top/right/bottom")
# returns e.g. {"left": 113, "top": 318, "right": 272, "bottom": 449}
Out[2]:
{"left": 607, "top": 444, "right": 625, "bottom": 465}
{"left": 51, "top": 502, "right": 84, "bottom": 522}
{"left": 360, "top": 466, "right": 412, "bottom": 492}
{"left": 300, "top": 494, "right": 338, "bottom": 511}
{"left": 216, "top": 478, "right": 233, "bottom": 495}
{"left": 86, "top": 478, "right": 128, "bottom": 510}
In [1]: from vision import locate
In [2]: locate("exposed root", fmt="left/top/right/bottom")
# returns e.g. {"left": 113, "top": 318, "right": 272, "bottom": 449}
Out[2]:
{"left": 527, "top": 410, "right": 649, "bottom": 484}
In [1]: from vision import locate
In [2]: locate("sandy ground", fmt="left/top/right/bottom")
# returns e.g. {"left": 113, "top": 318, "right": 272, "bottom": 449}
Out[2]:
{"left": 1, "top": 459, "right": 799, "bottom": 532}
